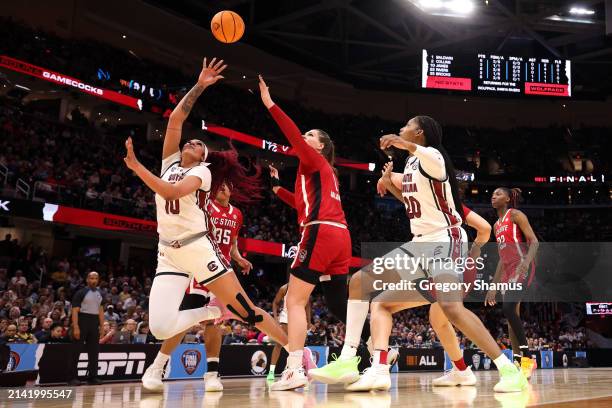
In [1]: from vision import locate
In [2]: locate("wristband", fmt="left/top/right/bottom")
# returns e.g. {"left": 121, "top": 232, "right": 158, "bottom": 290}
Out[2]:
{"left": 270, "top": 177, "right": 280, "bottom": 187}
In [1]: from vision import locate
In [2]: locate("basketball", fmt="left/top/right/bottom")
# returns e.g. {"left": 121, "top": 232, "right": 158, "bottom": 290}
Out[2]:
{"left": 211, "top": 11, "right": 245, "bottom": 43}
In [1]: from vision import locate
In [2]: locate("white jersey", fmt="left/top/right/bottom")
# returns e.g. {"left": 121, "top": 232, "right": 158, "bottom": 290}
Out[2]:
{"left": 155, "top": 151, "right": 212, "bottom": 242}
{"left": 401, "top": 147, "right": 462, "bottom": 236}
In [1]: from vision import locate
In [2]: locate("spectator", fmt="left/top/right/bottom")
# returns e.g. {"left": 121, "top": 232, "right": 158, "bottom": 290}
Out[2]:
{"left": 99, "top": 321, "right": 117, "bottom": 344}
{"left": 118, "top": 285, "right": 131, "bottom": 303}
{"left": 39, "top": 323, "right": 70, "bottom": 343}
{"left": 112, "top": 319, "right": 136, "bottom": 344}
{"left": 35, "top": 317, "right": 54, "bottom": 341}
{"left": 1, "top": 324, "right": 18, "bottom": 344}
{"left": 104, "top": 305, "right": 121, "bottom": 322}
{"left": 223, "top": 324, "right": 247, "bottom": 345}
{"left": 10, "top": 270, "right": 27, "bottom": 288}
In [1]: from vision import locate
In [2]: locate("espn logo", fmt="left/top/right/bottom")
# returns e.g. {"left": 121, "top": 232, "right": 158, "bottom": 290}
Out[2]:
{"left": 77, "top": 352, "right": 146, "bottom": 376}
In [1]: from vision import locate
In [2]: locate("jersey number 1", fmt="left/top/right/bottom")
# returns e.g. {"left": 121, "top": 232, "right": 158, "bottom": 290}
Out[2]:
{"left": 404, "top": 196, "right": 422, "bottom": 219}
{"left": 165, "top": 199, "right": 180, "bottom": 214}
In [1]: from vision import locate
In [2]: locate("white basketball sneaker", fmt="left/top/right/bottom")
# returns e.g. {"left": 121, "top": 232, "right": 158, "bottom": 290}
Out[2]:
{"left": 270, "top": 367, "right": 308, "bottom": 391}
{"left": 387, "top": 348, "right": 400, "bottom": 366}
{"left": 204, "top": 371, "right": 223, "bottom": 392}
{"left": 432, "top": 366, "right": 477, "bottom": 387}
{"left": 141, "top": 365, "right": 164, "bottom": 392}
{"left": 345, "top": 364, "right": 391, "bottom": 392}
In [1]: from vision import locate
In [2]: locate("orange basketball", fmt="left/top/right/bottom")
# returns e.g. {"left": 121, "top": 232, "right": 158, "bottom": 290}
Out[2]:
{"left": 211, "top": 11, "right": 245, "bottom": 44}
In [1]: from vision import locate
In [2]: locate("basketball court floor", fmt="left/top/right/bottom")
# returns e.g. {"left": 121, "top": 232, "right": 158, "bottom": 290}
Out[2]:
{"left": 3, "top": 368, "right": 611, "bottom": 408}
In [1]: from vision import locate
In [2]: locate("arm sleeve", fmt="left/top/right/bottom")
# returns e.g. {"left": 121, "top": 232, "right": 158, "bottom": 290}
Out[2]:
{"left": 462, "top": 205, "right": 472, "bottom": 219}
{"left": 276, "top": 187, "right": 296, "bottom": 208}
{"left": 185, "top": 165, "right": 211, "bottom": 191}
{"left": 72, "top": 289, "right": 85, "bottom": 308}
{"left": 160, "top": 151, "right": 181, "bottom": 176}
{"left": 414, "top": 145, "right": 446, "bottom": 181}
{"left": 268, "top": 104, "right": 326, "bottom": 172}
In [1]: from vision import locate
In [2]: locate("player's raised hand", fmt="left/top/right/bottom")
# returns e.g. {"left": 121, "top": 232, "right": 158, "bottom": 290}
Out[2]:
{"left": 380, "top": 134, "right": 411, "bottom": 151}
{"left": 485, "top": 289, "right": 497, "bottom": 306}
{"left": 269, "top": 164, "right": 279, "bottom": 179}
{"left": 259, "top": 75, "right": 274, "bottom": 108}
{"left": 198, "top": 57, "right": 227, "bottom": 87}
{"left": 124, "top": 137, "right": 140, "bottom": 170}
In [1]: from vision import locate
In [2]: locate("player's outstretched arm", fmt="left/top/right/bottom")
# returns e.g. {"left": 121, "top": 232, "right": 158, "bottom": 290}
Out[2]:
{"left": 162, "top": 57, "right": 227, "bottom": 160}
{"left": 125, "top": 137, "right": 202, "bottom": 200}
{"left": 259, "top": 76, "right": 323, "bottom": 171}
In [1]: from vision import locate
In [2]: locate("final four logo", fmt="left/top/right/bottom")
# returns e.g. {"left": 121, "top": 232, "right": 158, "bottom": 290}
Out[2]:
{"left": 181, "top": 349, "right": 202, "bottom": 375}
{"left": 7, "top": 351, "right": 20, "bottom": 371}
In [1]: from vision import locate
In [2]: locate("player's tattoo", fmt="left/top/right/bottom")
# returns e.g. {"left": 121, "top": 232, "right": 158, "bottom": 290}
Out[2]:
{"left": 180, "top": 84, "right": 205, "bottom": 115}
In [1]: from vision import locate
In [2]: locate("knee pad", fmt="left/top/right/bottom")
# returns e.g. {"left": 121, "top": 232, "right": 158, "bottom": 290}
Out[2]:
{"left": 226, "top": 293, "right": 264, "bottom": 325}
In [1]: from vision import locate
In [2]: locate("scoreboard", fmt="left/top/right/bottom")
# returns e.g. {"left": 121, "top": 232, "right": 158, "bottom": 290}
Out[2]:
{"left": 586, "top": 302, "right": 612, "bottom": 315}
{"left": 422, "top": 49, "right": 571, "bottom": 97}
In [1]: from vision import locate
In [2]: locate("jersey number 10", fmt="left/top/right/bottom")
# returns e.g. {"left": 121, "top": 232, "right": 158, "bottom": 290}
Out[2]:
{"left": 404, "top": 196, "right": 422, "bottom": 219}
{"left": 165, "top": 199, "right": 180, "bottom": 214}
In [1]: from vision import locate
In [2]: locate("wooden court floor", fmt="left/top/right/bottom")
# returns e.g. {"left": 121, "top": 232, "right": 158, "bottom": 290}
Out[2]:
{"left": 2, "top": 368, "right": 611, "bottom": 408}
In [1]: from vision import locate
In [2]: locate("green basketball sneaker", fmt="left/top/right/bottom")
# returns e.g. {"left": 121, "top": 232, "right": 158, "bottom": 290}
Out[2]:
{"left": 266, "top": 370, "right": 275, "bottom": 382}
{"left": 493, "top": 363, "right": 528, "bottom": 392}
{"left": 308, "top": 354, "right": 361, "bottom": 384}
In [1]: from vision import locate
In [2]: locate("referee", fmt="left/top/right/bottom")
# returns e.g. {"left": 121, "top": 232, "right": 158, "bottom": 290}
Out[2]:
{"left": 70, "top": 271, "right": 104, "bottom": 385}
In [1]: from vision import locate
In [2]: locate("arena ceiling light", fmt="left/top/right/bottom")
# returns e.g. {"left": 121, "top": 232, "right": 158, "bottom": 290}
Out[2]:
{"left": 408, "top": 0, "right": 476, "bottom": 17}
{"left": 569, "top": 7, "right": 595, "bottom": 16}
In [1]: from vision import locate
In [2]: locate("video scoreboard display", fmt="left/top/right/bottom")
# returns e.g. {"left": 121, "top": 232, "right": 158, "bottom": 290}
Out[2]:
{"left": 422, "top": 49, "right": 571, "bottom": 97}
{"left": 586, "top": 302, "right": 612, "bottom": 315}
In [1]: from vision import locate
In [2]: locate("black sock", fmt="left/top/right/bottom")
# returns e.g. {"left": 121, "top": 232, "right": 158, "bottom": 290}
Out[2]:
{"left": 207, "top": 360, "right": 219, "bottom": 372}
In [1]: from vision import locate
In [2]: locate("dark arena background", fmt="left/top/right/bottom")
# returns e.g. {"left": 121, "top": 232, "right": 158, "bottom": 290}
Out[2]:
{"left": 1, "top": 0, "right": 612, "bottom": 407}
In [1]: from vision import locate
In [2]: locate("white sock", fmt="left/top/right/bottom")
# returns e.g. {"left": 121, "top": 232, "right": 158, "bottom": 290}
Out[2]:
{"left": 494, "top": 354, "right": 514, "bottom": 371}
{"left": 152, "top": 352, "right": 170, "bottom": 368}
{"left": 340, "top": 300, "right": 369, "bottom": 360}
{"left": 287, "top": 350, "right": 303, "bottom": 369}
{"left": 270, "top": 364, "right": 276, "bottom": 374}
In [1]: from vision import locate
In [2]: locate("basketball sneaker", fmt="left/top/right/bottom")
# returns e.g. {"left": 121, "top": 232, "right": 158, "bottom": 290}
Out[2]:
{"left": 493, "top": 364, "right": 528, "bottom": 393}
{"left": 308, "top": 354, "right": 361, "bottom": 384}
{"left": 345, "top": 364, "right": 391, "bottom": 392}
{"left": 302, "top": 347, "right": 317, "bottom": 378}
{"left": 141, "top": 365, "right": 164, "bottom": 392}
{"left": 366, "top": 338, "right": 399, "bottom": 368}
{"left": 266, "top": 370, "right": 276, "bottom": 382}
{"left": 270, "top": 367, "right": 308, "bottom": 391}
{"left": 520, "top": 357, "right": 537, "bottom": 380}
{"left": 387, "top": 348, "right": 400, "bottom": 366}
{"left": 432, "top": 366, "right": 477, "bottom": 386}
{"left": 204, "top": 371, "right": 223, "bottom": 392}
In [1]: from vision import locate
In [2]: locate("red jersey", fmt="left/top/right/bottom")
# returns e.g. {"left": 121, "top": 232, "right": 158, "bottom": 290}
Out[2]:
{"left": 270, "top": 105, "right": 347, "bottom": 227}
{"left": 494, "top": 208, "right": 534, "bottom": 284}
{"left": 186, "top": 200, "right": 242, "bottom": 296}
{"left": 208, "top": 201, "right": 243, "bottom": 261}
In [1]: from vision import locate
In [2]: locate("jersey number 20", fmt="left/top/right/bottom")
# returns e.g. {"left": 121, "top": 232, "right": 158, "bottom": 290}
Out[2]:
{"left": 404, "top": 196, "right": 422, "bottom": 219}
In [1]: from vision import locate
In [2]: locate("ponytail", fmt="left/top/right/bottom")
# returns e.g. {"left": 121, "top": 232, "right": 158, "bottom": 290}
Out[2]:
{"left": 500, "top": 187, "right": 522, "bottom": 208}
{"left": 206, "top": 144, "right": 263, "bottom": 205}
